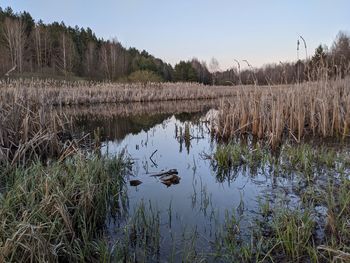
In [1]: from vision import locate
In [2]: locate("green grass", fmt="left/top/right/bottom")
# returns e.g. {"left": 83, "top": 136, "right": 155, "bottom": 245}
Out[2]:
{"left": 2, "top": 142, "right": 348, "bottom": 262}
{"left": 0, "top": 154, "right": 131, "bottom": 262}
{"left": 212, "top": 142, "right": 269, "bottom": 181}
{"left": 1, "top": 98, "right": 350, "bottom": 262}
{"left": 208, "top": 142, "right": 350, "bottom": 262}
{"left": 269, "top": 208, "right": 316, "bottom": 261}
{"left": 212, "top": 142, "right": 350, "bottom": 181}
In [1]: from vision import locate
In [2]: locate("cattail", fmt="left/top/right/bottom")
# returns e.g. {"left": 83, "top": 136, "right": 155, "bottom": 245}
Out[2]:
{"left": 214, "top": 78, "right": 350, "bottom": 148}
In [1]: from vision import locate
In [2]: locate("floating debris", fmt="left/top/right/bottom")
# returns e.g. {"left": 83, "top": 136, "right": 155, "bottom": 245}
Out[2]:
{"left": 150, "top": 169, "right": 178, "bottom": 177}
{"left": 130, "top": 180, "right": 142, "bottom": 187}
{"left": 149, "top": 169, "right": 181, "bottom": 187}
{"left": 160, "top": 174, "right": 181, "bottom": 187}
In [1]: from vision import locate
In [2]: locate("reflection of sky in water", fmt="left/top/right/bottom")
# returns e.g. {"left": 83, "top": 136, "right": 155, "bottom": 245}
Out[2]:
{"left": 101, "top": 114, "right": 270, "bottom": 254}
{"left": 70, "top": 105, "right": 347, "bottom": 258}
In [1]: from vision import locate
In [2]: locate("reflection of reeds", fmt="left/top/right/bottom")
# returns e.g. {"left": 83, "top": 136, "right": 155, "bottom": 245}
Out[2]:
{"left": 55, "top": 99, "right": 220, "bottom": 120}
{"left": 56, "top": 100, "right": 218, "bottom": 144}
{"left": 0, "top": 79, "right": 236, "bottom": 106}
{"left": 215, "top": 78, "right": 350, "bottom": 148}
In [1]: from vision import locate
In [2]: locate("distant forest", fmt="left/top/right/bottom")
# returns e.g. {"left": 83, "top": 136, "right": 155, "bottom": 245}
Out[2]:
{"left": 0, "top": 6, "right": 349, "bottom": 85}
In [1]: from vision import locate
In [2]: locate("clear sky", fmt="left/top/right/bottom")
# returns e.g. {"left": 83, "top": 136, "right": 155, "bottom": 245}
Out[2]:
{"left": 1, "top": 0, "right": 349, "bottom": 70}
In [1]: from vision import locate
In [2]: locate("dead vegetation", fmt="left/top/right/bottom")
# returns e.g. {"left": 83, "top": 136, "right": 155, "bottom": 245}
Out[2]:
{"left": 54, "top": 99, "right": 220, "bottom": 120}
{"left": 215, "top": 78, "right": 350, "bottom": 148}
{"left": 0, "top": 79, "right": 236, "bottom": 106}
{"left": 0, "top": 100, "right": 87, "bottom": 166}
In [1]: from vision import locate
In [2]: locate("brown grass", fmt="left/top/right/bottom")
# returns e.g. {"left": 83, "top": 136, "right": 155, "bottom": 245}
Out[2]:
{"left": 54, "top": 99, "right": 220, "bottom": 119}
{"left": 2, "top": 78, "right": 350, "bottom": 150}
{"left": 0, "top": 101, "right": 77, "bottom": 166}
{"left": 0, "top": 79, "right": 237, "bottom": 106}
{"left": 215, "top": 78, "right": 350, "bottom": 147}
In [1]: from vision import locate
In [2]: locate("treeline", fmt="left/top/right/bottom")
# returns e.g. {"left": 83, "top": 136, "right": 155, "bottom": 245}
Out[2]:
{"left": 215, "top": 32, "right": 350, "bottom": 85}
{"left": 0, "top": 7, "right": 212, "bottom": 83}
{"left": 0, "top": 6, "right": 349, "bottom": 85}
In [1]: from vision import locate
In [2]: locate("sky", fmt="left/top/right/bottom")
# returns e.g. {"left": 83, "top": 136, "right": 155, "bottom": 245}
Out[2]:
{"left": 1, "top": 0, "right": 349, "bottom": 70}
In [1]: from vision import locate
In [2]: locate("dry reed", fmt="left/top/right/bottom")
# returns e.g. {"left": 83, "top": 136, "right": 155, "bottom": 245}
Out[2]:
{"left": 0, "top": 100, "right": 75, "bottom": 165}
{"left": 54, "top": 99, "right": 219, "bottom": 120}
{"left": 0, "top": 79, "right": 237, "bottom": 106}
{"left": 215, "top": 78, "right": 350, "bottom": 147}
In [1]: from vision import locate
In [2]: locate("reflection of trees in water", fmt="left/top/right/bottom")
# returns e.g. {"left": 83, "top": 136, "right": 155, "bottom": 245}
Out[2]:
{"left": 74, "top": 113, "right": 172, "bottom": 142}
{"left": 174, "top": 112, "right": 203, "bottom": 123}
{"left": 59, "top": 100, "right": 218, "bottom": 143}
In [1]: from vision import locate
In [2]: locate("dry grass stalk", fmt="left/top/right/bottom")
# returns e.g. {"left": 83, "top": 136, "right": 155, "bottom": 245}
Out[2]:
{"left": 0, "top": 79, "right": 238, "bottom": 106}
{"left": 0, "top": 100, "right": 73, "bottom": 165}
{"left": 215, "top": 78, "right": 350, "bottom": 148}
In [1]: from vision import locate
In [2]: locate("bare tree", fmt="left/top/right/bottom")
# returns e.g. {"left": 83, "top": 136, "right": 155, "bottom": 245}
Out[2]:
{"left": 56, "top": 31, "right": 76, "bottom": 75}
{"left": 100, "top": 43, "right": 110, "bottom": 79}
{"left": 3, "top": 17, "right": 26, "bottom": 73}
{"left": 209, "top": 57, "right": 220, "bottom": 84}
{"left": 85, "top": 41, "right": 96, "bottom": 76}
{"left": 34, "top": 24, "right": 42, "bottom": 72}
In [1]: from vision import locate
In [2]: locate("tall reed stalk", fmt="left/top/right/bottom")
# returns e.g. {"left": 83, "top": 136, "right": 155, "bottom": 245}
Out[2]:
{"left": 215, "top": 78, "right": 350, "bottom": 148}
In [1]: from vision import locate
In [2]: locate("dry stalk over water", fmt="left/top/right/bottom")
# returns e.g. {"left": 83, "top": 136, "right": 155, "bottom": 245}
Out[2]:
{"left": 0, "top": 101, "right": 75, "bottom": 165}
{"left": 0, "top": 79, "right": 237, "bottom": 106}
{"left": 215, "top": 78, "right": 350, "bottom": 147}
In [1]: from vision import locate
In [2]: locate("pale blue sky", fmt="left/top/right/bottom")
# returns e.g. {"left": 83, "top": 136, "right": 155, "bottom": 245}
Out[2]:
{"left": 1, "top": 0, "right": 349, "bottom": 69}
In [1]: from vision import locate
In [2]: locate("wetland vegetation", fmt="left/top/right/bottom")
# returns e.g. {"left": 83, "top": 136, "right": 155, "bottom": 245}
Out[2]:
{"left": 1, "top": 4, "right": 350, "bottom": 263}
{"left": 1, "top": 96, "right": 350, "bottom": 262}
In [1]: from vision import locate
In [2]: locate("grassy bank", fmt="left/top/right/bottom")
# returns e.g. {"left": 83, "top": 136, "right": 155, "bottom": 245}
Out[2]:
{"left": 211, "top": 142, "right": 350, "bottom": 178}
{"left": 0, "top": 101, "right": 132, "bottom": 261}
{"left": 0, "top": 154, "right": 131, "bottom": 262}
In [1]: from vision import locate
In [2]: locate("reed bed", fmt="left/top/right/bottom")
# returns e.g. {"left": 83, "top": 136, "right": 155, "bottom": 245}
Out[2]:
{"left": 215, "top": 78, "right": 350, "bottom": 147}
{"left": 55, "top": 99, "right": 219, "bottom": 120}
{"left": 2, "top": 77, "right": 350, "bottom": 261}
{"left": 0, "top": 79, "right": 237, "bottom": 106}
{"left": 0, "top": 99, "right": 132, "bottom": 261}
{"left": 0, "top": 100, "right": 74, "bottom": 166}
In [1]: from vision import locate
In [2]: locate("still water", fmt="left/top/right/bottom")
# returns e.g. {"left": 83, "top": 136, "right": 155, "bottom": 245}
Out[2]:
{"left": 65, "top": 100, "right": 277, "bottom": 257}
{"left": 64, "top": 100, "right": 337, "bottom": 260}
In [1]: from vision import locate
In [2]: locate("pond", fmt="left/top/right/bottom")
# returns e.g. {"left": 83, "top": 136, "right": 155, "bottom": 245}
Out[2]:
{"left": 61, "top": 100, "right": 350, "bottom": 261}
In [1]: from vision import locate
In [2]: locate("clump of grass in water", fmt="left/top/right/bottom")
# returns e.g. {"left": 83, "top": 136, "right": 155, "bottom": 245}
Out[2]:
{"left": 207, "top": 141, "right": 350, "bottom": 261}
{"left": 113, "top": 200, "right": 161, "bottom": 262}
{"left": 268, "top": 208, "right": 316, "bottom": 261}
{"left": 214, "top": 144, "right": 242, "bottom": 169}
{"left": 211, "top": 208, "right": 258, "bottom": 261}
{"left": 211, "top": 142, "right": 269, "bottom": 181}
{"left": 211, "top": 142, "right": 349, "bottom": 181}
{"left": 0, "top": 154, "right": 131, "bottom": 262}
{"left": 282, "top": 144, "right": 339, "bottom": 172}
{"left": 317, "top": 177, "right": 350, "bottom": 260}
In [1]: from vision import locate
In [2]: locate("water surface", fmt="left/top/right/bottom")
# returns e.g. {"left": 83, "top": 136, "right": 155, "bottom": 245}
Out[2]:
{"left": 65, "top": 100, "right": 347, "bottom": 260}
